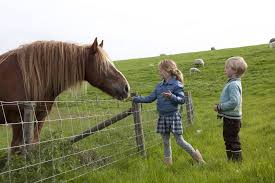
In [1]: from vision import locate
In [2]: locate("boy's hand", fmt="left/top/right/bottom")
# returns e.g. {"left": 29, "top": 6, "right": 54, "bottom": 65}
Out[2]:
{"left": 214, "top": 104, "right": 218, "bottom": 112}
{"left": 162, "top": 90, "right": 172, "bottom": 98}
{"left": 214, "top": 104, "right": 221, "bottom": 112}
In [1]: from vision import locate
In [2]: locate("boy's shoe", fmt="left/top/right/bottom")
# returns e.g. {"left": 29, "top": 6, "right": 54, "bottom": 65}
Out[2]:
{"left": 226, "top": 150, "right": 232, "bottom": 161}
{"left": 232, "top": 151, "right": 242, "bottom": 162}
{"left": 164, "top": 157, "right": 173, "bottom": 166}
{"left": 192, "top": 149, "right": 206, "bottom": 164}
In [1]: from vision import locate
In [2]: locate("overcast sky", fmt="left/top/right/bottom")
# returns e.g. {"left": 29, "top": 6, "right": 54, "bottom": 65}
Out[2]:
{"left": 0, "top": 0, "right": 274, "bottom": 60}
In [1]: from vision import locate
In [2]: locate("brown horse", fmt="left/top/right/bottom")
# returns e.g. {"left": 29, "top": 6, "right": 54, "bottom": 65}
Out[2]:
{"left": 0, "top": 38, "right": 130, "bottom": 152}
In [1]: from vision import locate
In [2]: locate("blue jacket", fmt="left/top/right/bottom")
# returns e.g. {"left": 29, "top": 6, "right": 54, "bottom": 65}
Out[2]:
{"left": 133, "top": 77, "right": 185, "bottom": 116}
{"left": 218, "top": 78, "right": 242, "bottom": 119}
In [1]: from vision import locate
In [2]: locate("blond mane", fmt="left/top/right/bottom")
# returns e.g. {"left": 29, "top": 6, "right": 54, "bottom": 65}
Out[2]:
{"left": 12, "top": 40, "right": 113, "bottom": 100}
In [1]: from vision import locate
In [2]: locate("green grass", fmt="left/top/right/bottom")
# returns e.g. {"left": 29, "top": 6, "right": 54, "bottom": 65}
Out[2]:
{"left": 84, "top": 44, "right": 275, "bottom": 183}
{"left": 1, "top": 44, "right": 275, "bottom": 182}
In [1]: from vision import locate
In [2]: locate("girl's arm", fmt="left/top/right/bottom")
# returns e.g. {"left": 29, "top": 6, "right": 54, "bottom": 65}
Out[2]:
{"left": 133, "top": 89, "right": 157, "bottom": 103}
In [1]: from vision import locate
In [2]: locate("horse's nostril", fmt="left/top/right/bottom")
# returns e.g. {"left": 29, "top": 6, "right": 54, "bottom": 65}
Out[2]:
{"left": 124, "top": 85, "right": 129, "bottom": 93}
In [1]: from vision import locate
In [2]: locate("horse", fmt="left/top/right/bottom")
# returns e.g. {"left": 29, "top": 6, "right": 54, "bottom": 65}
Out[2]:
{"left": 0, "top": 38, "right": 130, "bottom": 153}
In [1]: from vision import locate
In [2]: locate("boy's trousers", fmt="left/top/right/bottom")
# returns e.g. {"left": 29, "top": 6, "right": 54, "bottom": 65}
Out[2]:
{"left": 223, "top": 117, "right": 241, "bottom": 152}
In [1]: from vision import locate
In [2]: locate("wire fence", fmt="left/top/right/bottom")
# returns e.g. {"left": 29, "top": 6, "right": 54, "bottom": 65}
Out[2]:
{"left": 0, "top": 98, "right": 173, "bottom": 182}
{"left": 0, "top": 88, "right": 194, "bottom": 182}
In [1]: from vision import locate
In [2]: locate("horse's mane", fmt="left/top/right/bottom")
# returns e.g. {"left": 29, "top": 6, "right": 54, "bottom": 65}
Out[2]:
{"left": 11, "top": 40, "right": 112, "bottom": 101}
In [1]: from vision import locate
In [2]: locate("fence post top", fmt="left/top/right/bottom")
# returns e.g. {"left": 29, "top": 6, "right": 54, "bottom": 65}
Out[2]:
{"left": 184, "top": 91, "right": 191, "bottom": 96}
{"left": 21, "top": 102, "right": 36, "bottom": 109}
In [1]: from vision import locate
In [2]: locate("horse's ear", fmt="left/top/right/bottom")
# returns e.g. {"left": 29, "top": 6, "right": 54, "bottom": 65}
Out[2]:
{"left": 91, "top": 37, "right": 98, "bottom": 53}
{"left": 99, "top": 40, "right": 103, "bottom": 48}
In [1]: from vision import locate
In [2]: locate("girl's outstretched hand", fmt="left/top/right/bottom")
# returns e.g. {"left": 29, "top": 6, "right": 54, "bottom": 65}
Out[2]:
{"left": 125, "top": 96, "right": 133, "bottom": 102}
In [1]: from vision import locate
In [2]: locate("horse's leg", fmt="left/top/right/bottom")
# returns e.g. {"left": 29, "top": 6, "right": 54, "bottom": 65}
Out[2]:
{"left": 11, "top": 124, "right": 23, "bottom": 153}
{"left": 33, "top": 119, "right": 45, "bottom": 143}
{"left": 8, "top": 109, "right": 24, "bottom": 154}
{"left": 33, "top": 103, "right": 53, "bottom": 143}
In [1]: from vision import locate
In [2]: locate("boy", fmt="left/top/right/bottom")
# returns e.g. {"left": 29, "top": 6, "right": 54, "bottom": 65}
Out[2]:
{"left": 214, "top": 56, "right": 248, "bottom": 162}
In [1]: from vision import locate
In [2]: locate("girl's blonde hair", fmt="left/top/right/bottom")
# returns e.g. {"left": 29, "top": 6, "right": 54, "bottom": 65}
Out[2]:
{"left": 159, "top": 59, "right": 184, "bottom": 83}
{"left": 225, "top": 56, "right": 248, "bottom": 77}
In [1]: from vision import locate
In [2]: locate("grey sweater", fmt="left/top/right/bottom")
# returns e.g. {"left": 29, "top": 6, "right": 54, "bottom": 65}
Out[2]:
{"left": 218, "top": 78, "right": 242, "bottom": 119}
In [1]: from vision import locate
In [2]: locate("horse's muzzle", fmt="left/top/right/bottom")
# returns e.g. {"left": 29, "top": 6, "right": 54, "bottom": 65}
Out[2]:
{"left": 116, "top": 84, "right": 130, "bottom": 100}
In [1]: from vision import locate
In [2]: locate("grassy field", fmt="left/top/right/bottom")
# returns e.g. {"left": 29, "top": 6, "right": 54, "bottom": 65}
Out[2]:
{"left": 82, "top": 44, "right": 275, "bottom": 182}
{"left": 1, "top": 44, "right": 275, "bottom": 182}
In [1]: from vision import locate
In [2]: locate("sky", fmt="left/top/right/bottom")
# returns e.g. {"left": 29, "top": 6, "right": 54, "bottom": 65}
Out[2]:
{"left": 0, "top": 0, "right": 274, "bottom": 61}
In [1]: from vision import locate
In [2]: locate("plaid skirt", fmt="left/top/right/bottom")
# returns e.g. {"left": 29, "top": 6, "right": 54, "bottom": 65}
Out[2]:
{"left": 156, "top": 112, "right": 183, "bottom": 135}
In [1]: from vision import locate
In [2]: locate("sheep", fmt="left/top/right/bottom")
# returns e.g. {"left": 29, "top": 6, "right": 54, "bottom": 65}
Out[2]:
{"left": 269, "top": 38, "right": 275, "bottom": 44}
{"left": 269, "top": 41, "right": 275, "bottom": 48}
{"left": 189, "top": 67, "right": 201, "bottom": 75}
{"left": 193, "top": 58, "right": 204, "bottom": 67}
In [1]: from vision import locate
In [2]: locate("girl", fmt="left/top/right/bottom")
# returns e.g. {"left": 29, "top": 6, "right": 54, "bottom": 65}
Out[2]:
{"left": 133, "top": 59, "right": 205, "bottom": 165}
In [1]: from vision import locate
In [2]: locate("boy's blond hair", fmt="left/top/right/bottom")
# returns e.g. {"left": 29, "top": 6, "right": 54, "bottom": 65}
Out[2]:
{"left": 225, "top": 56, "right": 248, "bottom": 77}
{"left": 159, "top": 59, "right": 184, "bottom": 83}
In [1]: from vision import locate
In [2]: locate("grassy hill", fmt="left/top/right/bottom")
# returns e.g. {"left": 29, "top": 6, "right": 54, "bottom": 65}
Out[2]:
{"left": 82, "top": 44, "right": 275, "bottom": 182}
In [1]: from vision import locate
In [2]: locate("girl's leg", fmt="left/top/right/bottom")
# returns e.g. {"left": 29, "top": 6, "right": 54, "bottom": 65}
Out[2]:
{"left": 173, "top": 133, "right": 196, "bottom": 156}
{"left": 173, "top": 133, "right": 205, "bottom": 163}
{"left": 161, "top": 133, "right": 172, "bottom": 158}
{"left": 161, "top": 133, "right": 172, "bottom": 165}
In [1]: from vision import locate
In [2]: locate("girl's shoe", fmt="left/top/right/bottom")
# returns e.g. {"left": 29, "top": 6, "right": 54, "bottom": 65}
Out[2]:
{"left": 192, "top": 149, "right": 206, "bottom": 164}
{"left": 164, "top": 157, "right": 173, "bottom": 165}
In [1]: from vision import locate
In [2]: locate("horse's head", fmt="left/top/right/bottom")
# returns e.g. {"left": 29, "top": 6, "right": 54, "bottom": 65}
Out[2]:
{"left": 85, "top": 38, "right": 130, "bottom": 100}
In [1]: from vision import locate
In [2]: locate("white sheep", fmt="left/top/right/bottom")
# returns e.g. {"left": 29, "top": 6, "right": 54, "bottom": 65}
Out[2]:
{"left": 269, "top": 38, "right": 275, "bottom": 44}
{"left": 193, "top": 59, "right": 204, "bottom": 67}
{"left": 189, "top": 67, "right": 201, "bottom": 75}
{"left": 269, "top": 42, "right": 275, "bottom": 48}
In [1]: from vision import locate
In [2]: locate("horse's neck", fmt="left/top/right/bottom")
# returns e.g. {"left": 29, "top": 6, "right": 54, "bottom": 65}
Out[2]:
{"left": 43, "top": 58, "right": 85, "bottom": 101}
{"left": 51, "top": 80, "right": 84, "bottom": 100}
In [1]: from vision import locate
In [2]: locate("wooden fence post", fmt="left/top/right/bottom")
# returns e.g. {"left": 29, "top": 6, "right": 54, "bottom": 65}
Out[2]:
{"left": 184, "top": 92, "right": 194, "bottom": 125}
{"left": 131, "top": 93, "right": 146, "bottom": 157}
{"left": 22, "top": 102, "right": 35, "bottom": 154}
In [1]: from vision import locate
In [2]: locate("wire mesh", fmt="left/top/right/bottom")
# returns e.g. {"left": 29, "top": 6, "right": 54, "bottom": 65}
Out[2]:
{"left": 0, "top": 99, "right": 164, "bottom": 182}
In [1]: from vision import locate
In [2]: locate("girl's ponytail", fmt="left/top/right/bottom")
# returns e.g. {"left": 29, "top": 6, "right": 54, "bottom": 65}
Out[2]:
{"left": 173, "top": 69, "right": 184, "bottom": 84}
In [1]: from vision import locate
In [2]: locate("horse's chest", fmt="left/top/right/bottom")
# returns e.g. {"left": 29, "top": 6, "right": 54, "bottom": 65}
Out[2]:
{"left": 0, "top": 113, "right": 4, "bottom": 124}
